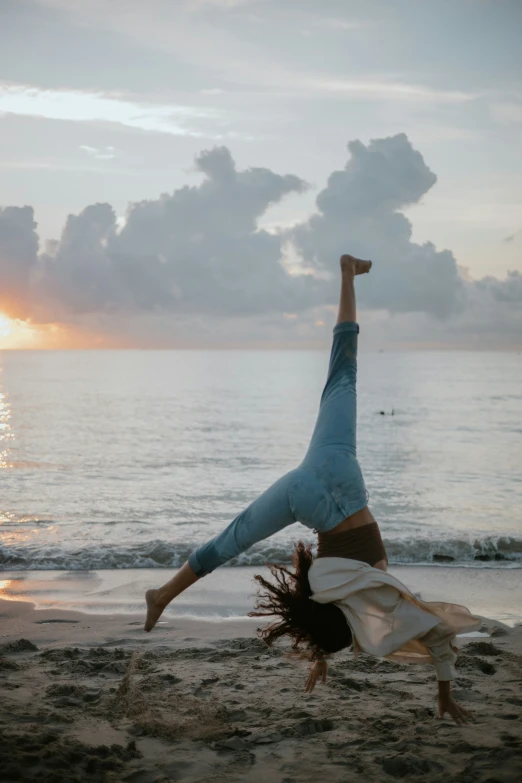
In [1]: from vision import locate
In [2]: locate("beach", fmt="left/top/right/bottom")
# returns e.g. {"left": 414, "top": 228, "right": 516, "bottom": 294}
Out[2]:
{"left": 2, "top": 350, "right": 522, "bottom": 780}
{"left": 3, "top": 1, "right": 522, "bottom": 778}
{"left": 1, "top": 568, "right": 521, "bottom": 783}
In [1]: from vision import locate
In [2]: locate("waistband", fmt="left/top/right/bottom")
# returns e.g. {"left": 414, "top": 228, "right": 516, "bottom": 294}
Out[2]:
{"left": 316, "top": 521, "right": 387, "bottom": 567}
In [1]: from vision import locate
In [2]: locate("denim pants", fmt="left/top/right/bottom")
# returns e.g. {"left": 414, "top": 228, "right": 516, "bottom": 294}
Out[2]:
{"left": 188, "top": 321, "right": 368, "bottom": 577}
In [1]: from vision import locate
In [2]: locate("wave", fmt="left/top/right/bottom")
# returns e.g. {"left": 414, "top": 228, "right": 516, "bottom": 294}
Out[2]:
{"left": 1, "top": 534, "right": 521, "bottom": 571}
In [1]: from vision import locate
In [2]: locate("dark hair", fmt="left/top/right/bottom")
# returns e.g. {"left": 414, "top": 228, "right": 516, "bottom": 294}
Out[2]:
{"left": 249, "top": 542, "right": 352, "bottom": 660}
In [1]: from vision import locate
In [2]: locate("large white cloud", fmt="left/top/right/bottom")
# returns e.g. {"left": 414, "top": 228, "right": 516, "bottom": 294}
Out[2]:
{"left": 289, "top": 133, "right": 466, "bottom": 318}
{"left": 0, "top": 134, "right": 520, "bottom": 346}
{"left": 36, "top": 145, "right": 317, "bottom": 318}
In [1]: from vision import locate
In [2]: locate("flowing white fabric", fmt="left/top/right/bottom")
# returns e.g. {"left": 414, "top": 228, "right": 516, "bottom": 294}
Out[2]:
{"left": 308, "top": 558, "right": 482, "bottom": 680}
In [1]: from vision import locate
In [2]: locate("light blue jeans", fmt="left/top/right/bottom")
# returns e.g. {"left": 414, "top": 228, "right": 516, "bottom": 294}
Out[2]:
{"left": 188, "top": 322, "right": 368, "bottom": 576}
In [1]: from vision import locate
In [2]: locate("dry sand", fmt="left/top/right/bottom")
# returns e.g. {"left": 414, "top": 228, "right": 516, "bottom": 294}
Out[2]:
{"left": 1, "top": 597, "right": 521, "bottom": 783}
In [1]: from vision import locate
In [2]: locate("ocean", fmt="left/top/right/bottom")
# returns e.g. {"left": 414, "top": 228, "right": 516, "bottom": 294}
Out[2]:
{"left": 1, "top": 348, "right": 521, "bottom": 572}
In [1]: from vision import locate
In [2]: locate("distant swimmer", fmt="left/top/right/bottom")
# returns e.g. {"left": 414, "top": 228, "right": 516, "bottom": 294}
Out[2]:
{"left": 379, "top": 409, "right": 395, "bottom": 415}
{"left": 144, "top": 254, "right": 479, "bottom": 725}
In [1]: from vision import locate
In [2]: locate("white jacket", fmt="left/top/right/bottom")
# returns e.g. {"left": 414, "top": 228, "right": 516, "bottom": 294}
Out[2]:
{"left": 308, "top": 558, "right": 482, "bottom": 680}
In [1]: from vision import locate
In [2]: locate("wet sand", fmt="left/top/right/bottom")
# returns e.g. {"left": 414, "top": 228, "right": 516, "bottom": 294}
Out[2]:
{"left": 2, "top": 565, "right": 521, "bottom": 625}
{"left": 1, "top": 597, "right": 521, "bottom": 782}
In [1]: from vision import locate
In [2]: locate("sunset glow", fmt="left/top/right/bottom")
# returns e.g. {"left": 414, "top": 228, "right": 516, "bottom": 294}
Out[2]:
{"left": 0, "top": 314, "right": 38, "bottom": 349}
{"left": 0, "top": 315, "right": 140, "bottom": 349}
{"left": 0, "top": 314, "right": 12, "bottom": 337}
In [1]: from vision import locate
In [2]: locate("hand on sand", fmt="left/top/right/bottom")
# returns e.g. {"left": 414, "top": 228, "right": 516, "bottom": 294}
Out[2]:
{"left": 340, "top": 254, "right": 372, "bottom": 276}
{"left": 304, "top": 660, "right": 328, "bottom": 693}
{"left": 437, "top": 694, "right": 474, "bottom": 725}
{"left": 144, "top": 588, "right": 166, "bottom": 632}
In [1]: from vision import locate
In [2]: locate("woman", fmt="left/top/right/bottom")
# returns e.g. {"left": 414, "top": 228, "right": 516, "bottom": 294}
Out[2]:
{"left": 144, "top": 254, "right": 480, "bottom": 724}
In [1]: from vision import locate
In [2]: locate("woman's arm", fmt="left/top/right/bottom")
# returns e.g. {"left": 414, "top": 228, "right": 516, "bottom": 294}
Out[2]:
{"left": 421, "top": 623, "right": 474, "bottom": 724}
{"left": 437, "top": 680, "right": 472, "bottom": 725}
{"left": 304, "top": 660, "right": 328, "bottom": 693}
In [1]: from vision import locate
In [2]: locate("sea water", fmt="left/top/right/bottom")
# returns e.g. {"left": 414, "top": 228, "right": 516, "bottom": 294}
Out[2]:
{"left": 1, "top": 348, "right": 521, "bottom": 571}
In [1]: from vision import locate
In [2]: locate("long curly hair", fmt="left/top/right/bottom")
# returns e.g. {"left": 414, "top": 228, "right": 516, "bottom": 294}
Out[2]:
{"left": 249, "top": 542, "right": 352, "bottom": 660}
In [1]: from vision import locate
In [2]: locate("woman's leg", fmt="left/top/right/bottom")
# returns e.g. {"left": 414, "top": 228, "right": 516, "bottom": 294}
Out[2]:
{"left": 310, "top": 256, "right": 387, "bottom": 567}
{"left": 186, "top": 471, "right": 297, "bottom": 577}
{"left": 145, "top": 469, "right": 299, "bottom": 631}
{"left": 145, "top": 254, "right": 372, "bottom": 631}
{"left": 337, "top": 254, "right": 367, "bottom": 324}
{"left": 305, "top": 255, "right": 371, "bottom": 457}
{"left": 145, "top": 562, "right": 199, "bottom": 631}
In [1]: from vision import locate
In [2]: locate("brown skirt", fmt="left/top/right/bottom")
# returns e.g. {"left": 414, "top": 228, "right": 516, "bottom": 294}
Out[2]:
{"left": 316, "top": 521, "right": 387, "bottom": 567}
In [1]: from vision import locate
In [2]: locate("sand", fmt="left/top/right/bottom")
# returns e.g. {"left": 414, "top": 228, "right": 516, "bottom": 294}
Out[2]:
{"left": 3, "top": 565, "right": 521, "bottom": 624}
{"left": 1, "top": 597, "right": 521, "bottom": 783}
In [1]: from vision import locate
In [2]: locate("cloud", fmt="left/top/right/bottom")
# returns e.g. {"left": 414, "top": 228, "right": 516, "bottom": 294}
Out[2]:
{"left": 439, "top": 273, "right": 522, "bottom": 349}
{"left": 290, "top": 133, "right": 466, "bottom": 318}
{"left": 474, "top": 270, "right": 522, "bottom": 304}
{"left": 188, "top": 0, "right": 256, "bottom": 7}
{"left": 35, "top": 146, "right": 313, "bottom": 319}
{"left": 0, "top": 206, "right": 39, "bottom": 317}
{"left": 491, "top": 100, "right": 522, "bottom": 125}
{"left": 307, "top": 80, "right": 475, "bottom": 103}
{"left": 9, "top": 3, "right": 480, "bottom": 105}
{"left": 0, "top": 84, "right": 227, "bottom": 138}
{"left": 1, "top": 135, "right": 521, "bottom": 347}
{"left": 79, "top": 144, "right": 118, "bottom": 160}
{"left": 311, "top": 17, "right": 365, "bottom": 32}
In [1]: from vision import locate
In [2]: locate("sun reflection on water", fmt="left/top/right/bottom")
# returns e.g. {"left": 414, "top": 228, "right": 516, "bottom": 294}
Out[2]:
{"left": 0, "top": 578, "right": 25, "bottom": 604}
{"left": 0, "top": 390, "right": 14, "bottom": 469}
{"left": 0, "top": 579, "right": 13, "bottom": 599}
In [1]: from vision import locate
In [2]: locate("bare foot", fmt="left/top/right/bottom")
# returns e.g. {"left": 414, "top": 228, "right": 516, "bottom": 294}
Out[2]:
{"left": 144, "top": 589, "right": 166, "bottom": 632}
{"left": 340, "top": 254, "right": 372, "bottom": 276}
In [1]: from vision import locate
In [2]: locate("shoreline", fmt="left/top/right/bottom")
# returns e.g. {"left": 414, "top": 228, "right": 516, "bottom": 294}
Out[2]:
{"left": 2, "top": 564, "right": 522, "bottom": 626}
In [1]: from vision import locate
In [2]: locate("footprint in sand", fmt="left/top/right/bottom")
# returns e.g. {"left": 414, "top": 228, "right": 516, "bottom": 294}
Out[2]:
{"left": 336, "top": 677, "right": 374, "bottom": 692}
{"left": 452, "top": 688, "right": 482, "bottom": 702}
{"left": 465, "top": 641, "right": 504, "bottom": 656}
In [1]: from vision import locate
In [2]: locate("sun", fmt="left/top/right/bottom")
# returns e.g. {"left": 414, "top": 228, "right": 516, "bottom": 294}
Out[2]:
{"left": 0, "top": 314, "right": 12, "bottom": 338}
{"left": 0, "top": 313, "right": 39, "bottom": 348}
{"left": 0, "top": 313, "right": 122, "bottom": 349}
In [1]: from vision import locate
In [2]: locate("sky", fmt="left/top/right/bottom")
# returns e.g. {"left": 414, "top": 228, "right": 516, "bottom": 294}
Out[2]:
{"left": 0, "top": 0, "right": 521, "bottom": 349}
